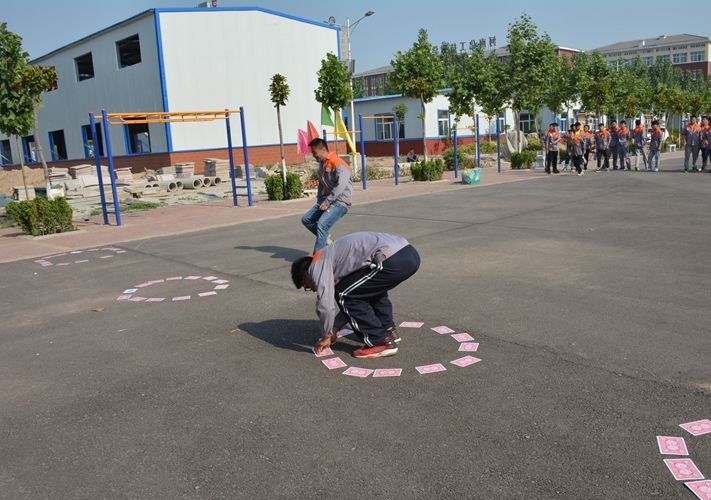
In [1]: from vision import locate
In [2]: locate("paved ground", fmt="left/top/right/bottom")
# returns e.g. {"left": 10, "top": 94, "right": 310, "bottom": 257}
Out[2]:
{"left": 1, "top": 158, "right": 710, "bottom": 499}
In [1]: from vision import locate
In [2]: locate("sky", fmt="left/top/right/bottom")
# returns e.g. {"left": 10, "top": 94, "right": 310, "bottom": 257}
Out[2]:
{"left": 3, "top": 0, "right": 708, "bottom": 71}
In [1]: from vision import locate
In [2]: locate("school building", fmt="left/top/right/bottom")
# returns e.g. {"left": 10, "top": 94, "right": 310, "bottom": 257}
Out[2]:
{"left": 0, "top": 7, "right": 339, "bottom": 170}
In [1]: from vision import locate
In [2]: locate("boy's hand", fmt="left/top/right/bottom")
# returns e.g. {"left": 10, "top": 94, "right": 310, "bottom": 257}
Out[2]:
{"left": 319, "top": 201, "right": 329, "bottom": 211}
{"left": 314, "top": 329, "right": 338, "bottom": 354}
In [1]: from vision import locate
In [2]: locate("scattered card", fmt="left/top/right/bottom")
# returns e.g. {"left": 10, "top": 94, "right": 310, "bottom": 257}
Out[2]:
{"left": 184, "top": 276, "right": 201, "bottom": 280}
{"left": 336, "top": 328, "right": 354, "bottom": 338}
{"left": 166, "top": 276, "right": 183, "bottom": 281}
{"left": 99, "top": 255, "right": 114, "bottom": 259}
{"left": 399, "top": 321, "right": 424, "bottom": 328}
{"left": 451, "top": 333, "right": 474, "bottom": 342}
{"left": 198, "top": 291, "right": 217, "bottom": 297}
{"left": 322, "top": 357, "right": 347, "bottom": 370}
{"left": 680, "top": 419, "right": 711, "bottom": 437}
{"left": 664, "top": 458, "right": 705, "bottom": 481}
{"left": 213, "top": 284, "right": 230, "bottom": 290}
{"left": 145, "top": 297, "right": 165, "bottom": 303}
{"left": 123, "top": 288, "right": 138, "bottom": 294}
{"left": 373, "top": 368, "right": 403, "bottom": 378}
{"left": 343, "top": 367, "right": 373, "bottom": 378}
{"left": 56, "top": 262, "right": 70, "bottom": 266}
{"left": 70, "top": 250, "right": 82, "bottom": 254}
{"left": 203, "top": 276, "right": 218, "bottom": 281}
{"left": 312, "top": 346, "right": 334, "bottom": 357}
{"left": 458, "top": 342, "right": 480, "bottom": 352}
{"left": 172, "top": 296, "right": 191, "bottom": 301}
{"left": 212, "top": 279, "right": 229, "bottom": 285}
{"left": 116, "top": 295, "right": 132, "bottom": 301}
{"left": 147, "top": 279, "right": 164, "bottom": 285}
{"left": 450, "top": 356, "right": 482, "bottom": 367}
{"left": 657, "top": 436, "right": 689, "bottom": 456}
{"left": 129, "top": 296, "right": 147, "bottom": 302}
{"left": 416, "top": 363, "right": 447, "bottom": 374}
{"left": 115, "top": 250, "right": 127, "bottom": 254}
{"left": 686, "top": 480, "right": 711, "bottom": 500}
{"left": 74, "top": 260, "right": 89, "bottom": 264}
{"left": 431, "top": 326, "right": 455, "bottom": 335}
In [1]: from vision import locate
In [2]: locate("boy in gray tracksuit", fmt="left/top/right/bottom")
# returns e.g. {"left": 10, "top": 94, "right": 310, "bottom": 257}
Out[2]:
{"left": 632, "top": 119, "right": 647, "bottom": 171}
{"left": 648, "top": 120, "right": 663, "bottom": 172}
{"left": 617, "top": 120, "right": 631, "bottom": 170}
{"left": 291, "top": 232, "right": 420, "bottom": 359}
{"left": 682, "top": 115, "right": 702, "bottom": 172}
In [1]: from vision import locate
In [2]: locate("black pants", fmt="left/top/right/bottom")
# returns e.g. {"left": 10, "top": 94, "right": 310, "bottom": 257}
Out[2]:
{"left": 583, "top": 149, "right": 591, "bottom": 169}
{"left": 335, "top": 245, "right": 420, "bottom": 346}
{"left": 573, "top": 155, "right": 583, "bottom": 173}
{"left": 611, "top": 146, "right": 619, "bottom": 169}
{"left": 702, "top": 148, "right": 710, "bottom": 168}
{"left": 597, "top": 149, "right": 609, "bottom": 170}
{"left": 545, "top": 151, "right": 558, "bottom": 173}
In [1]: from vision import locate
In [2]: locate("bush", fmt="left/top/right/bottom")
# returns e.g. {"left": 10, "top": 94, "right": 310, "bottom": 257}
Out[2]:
{"left": 526, "top": 135, "right": 543, "bottom": 151}
{"left": 264, "top": 172, "right": 303, "bottom": 201}
{"left": 410, "top": 159, "right": 444, "bottom": 181}
{"left": 353, "top": 165, "right": 392, "bottom": 182}
{"left": 443, "top": 146, "right": 477, "bottom": 171}
{"left": 6, "top": 197, "right": 74, "bottom": 236}
{"left": 510, "top": 151, "right": 537, "bottom": 169}
{"left": 479, "top": 141, "right": 498, "bottom": 154}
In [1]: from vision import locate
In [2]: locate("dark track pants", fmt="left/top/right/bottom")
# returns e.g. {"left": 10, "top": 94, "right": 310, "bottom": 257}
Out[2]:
{"left": 335, "top": 245, "right": 420, "bottom": 346}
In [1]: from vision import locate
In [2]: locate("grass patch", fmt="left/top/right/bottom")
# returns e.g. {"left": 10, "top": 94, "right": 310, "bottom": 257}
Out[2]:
{"left": 89, "top": 201, "right": 161, "bottom": 218}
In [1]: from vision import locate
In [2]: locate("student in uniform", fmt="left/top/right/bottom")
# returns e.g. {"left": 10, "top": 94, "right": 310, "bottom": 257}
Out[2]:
{"left": 292, "top": 232, "right": 420, "bottom": 359}
{"left": 570, "top": 122, "right": 585, "bottom": 176}
{"left": 595, "top": 122, "right": 611, "bottom": 171}
{"left": 617, "top": 120, "right": 631, "bottom": 171}
{"left": 582, "top": 124, "right": 593, "bottom": 169}
{"left": 609, "top": 120, "right": 620, "bottom": 169}
{"left": 632, "top": 119, "right": 648, "bottom": 171}
{"left": 682, "top": 115, "right": 702, "bottom": 172}
{"left": 647, "top": 120, "right": 664, "bottom": 172}
{"left": 700, "top": 116, "right": 711, "bottom": 172}
{"left": 544, "top": 122, "right": 561, "bottom": 174}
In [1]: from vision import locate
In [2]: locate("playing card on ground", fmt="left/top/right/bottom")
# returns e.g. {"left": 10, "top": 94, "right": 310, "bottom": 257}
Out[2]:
{"left": 451, "top": 333, "right": 474, "bottom": 342}
{"left": 343, "top": 367, "right": 373, "bottom": 378}
{"left": 657, "top": 436, "right": 689, "bottom": 455}
{"left": 458, "top": 342, "right": 480, "bottom": 352}
{"left": 686, "top": 480, "right": 711, "bottom": 500}
{"left": 664, "top": 458, "right": 705, "bottom": 481}
{"left": 416, "top": 363, "right": 447, "bottom": 374}
{"left": 336, "top": 328, "right": 354, "bottom": 338}
{"left": 399, "top": 321, "right": 424, "bottom": 328}
{"left": 312, "top": 346, "right": 334, "bottom": 357}
{"left": 373, "top": 368, "right": 402, "bottom": 377}
{"left": 431, "top": 326, "right": 455, "bottom": 334}
{"left": 680, "top": 419, "right": 711, "bottom": 436}
{"left": 322, "top": 357, "right": 347, "bottom": 370}
{"left": 450, "top": 356, "right": 482, "bottom": 367}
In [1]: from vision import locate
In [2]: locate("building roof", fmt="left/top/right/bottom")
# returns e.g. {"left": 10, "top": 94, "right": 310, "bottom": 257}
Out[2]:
{"left": 593, "top": 34, "right": 710, "bottom": 54}
{"left": 31, "top": 6, "right": 338, "bottom": 64}
{"left": 353, "top": 65, "right": 393, "bottom": 78}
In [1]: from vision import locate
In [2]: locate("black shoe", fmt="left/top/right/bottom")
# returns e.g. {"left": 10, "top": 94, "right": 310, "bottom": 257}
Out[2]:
{"left": 553, "top": 170, "right": 560, "bottom": 174}
{"left": 386, "top": 326, "right": 401, "bottom": 343}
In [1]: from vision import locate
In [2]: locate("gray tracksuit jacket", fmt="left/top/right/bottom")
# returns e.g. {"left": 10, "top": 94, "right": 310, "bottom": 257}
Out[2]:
{"left": 309, "top": 232, "right": 409, "bottom": 337}
{"left": 649, "top": 130, "right": 663, "bottom": 151}
{"left": 316, "top": 151, "right": 353, "bottom": 207}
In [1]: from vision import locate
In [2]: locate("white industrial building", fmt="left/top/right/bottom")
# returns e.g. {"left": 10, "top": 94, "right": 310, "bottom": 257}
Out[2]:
{"left": 0, "top": 7, "right": 339, "bottom": 168}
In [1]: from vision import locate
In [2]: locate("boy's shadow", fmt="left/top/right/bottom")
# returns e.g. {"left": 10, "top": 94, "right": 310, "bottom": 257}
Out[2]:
{"left": 234, "top": 245, "right": 308, "bottom": 263}
{"left": 238, "top": 318, "right": 357, "bottom": 356}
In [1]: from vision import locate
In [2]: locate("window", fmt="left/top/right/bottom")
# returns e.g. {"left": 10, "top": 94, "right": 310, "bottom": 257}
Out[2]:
{"left": 672, "top": 53, "right": 688, "bottom": 64}
{"left": 81, "top": 123, "right": 104, "bottom": 159}
{"left": 116, "top": 34, "right": 141, "bottom": 68}
{"left": 657, "top": 54, "right": 671, "bottom": 63}
{"left": 0, "top": 139, "right": 12, "bottom": 165}
{"left": 690, "top": 51, "right": 705, "bottom": 62}
{"left": 519, "top": 112, "right": 535, "bottom": 134}
{"left": 643, "top": 56, "right": 654, "bottom": 66}
{"left": 75, "top": 52, "right": 95, "bottom": 81}
{"left": 125, "top": 123, "right": 151, "bottom": 153}
{"left": 437, "top": 110, "right": 450, "bottom": 137}
{"left": 22, "top": 135, "right": 37, "bottom": 163}
{"left": 375, "top": 114, "right": 394, "bottom": 141}
{"left": 48, "top": 130, "right": 67, "bottom": 161}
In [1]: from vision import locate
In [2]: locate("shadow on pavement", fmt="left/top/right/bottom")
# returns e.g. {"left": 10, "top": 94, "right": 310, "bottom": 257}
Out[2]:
{"left": 234, "top": 245, "right": 309, "bottom": 262}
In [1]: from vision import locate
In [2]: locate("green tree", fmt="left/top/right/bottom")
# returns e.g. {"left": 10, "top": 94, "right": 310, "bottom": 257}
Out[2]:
{"left": 579, "top": 51, "right": 613, "bottom": 120}
{"left": 447, "top": 46, "right": 486, "bottom": 126}
{"left": 314, "top": 52, "right": 353, "bottom": 156}
{"left": 392, "top": 103, "right": 407, "bottom": 138}
{"left": 0, "top": 22, "right": 35, "bottom": 198}
{"left": 502, "top": 14, "right": 557, "bottom": 151}
{"left": 269, "top": 73, "right": 290, "bottom": 199}
{"left": 477, "top": 53, "right": 509, "bottom": 119}
{"left": 546, "top": 53, "right": 586, "bottom": 124}
{"left": 390, "top": 28, "right": 444, "bottom": 160}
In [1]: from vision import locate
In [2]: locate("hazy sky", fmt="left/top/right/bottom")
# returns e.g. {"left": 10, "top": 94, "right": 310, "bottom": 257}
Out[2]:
{"left": 3, "top": 0, "right": 708, "bottom": 71}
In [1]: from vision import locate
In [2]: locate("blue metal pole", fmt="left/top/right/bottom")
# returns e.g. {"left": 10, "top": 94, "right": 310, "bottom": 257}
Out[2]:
{"left": 496, "top": 114, "right": 502, "bottom": 174}
{"left": 476, "top": 113, "right": 481, "bottom": 173}
{"left": 239, "top": 107, "right": 253, "bottom": 207}
{"left": 393, "top": 114, "right": 399, "bottom": 186}
{"left": 89, "top": 112, "right": 109, "bottom": 225}
{"left": 225, "top": 110, "right": 238, "bottom": 207}
{"left": 323, "top": 129, "right": 327, "bottom": 142}
{"left": 453, "top": 126, "right": 459, "bottom": 178}
{"left": 101, "top": 110, "right": 122, "bottom": 226}
{"left": 358, "top": 114, "right": 366, "bottom": 190}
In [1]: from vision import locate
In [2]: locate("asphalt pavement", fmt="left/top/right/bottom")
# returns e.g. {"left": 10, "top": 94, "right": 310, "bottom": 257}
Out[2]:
{"left": 1, "top": 164, "right": 710, "bottom": 499}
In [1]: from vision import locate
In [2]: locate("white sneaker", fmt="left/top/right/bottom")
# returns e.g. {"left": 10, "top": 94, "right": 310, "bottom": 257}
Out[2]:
{"left": 654, "top": 168, "right": 659, "bottom": 172}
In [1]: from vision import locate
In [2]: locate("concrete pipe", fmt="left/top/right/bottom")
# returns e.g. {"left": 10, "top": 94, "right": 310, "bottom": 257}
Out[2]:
{"left": 151, "top": 182, "right": 160, "bottom": 188}
{"left": 182, "top": 177, "right": 204, "bottom": 190}
{"left": 175, "top": 180, "right": 184, "bottom": 190}
{"left": 158, "top": 181, "right": 179, "bottom": 193}
{"left": 205, "top": 176, "right": 222, "bottom": 186}
{"left": 202, "top": 177, "right": 213, "bottom": 187}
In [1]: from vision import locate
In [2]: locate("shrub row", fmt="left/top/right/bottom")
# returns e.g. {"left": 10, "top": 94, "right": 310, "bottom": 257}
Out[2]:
{"left": 410, "top": 159, "right": 444, "bottom": 181}
{"left": 6, "top": 197, "right": 74, "bottom": 236}
{"left": 264, "top": 172, "right": 303, "bottom": 201}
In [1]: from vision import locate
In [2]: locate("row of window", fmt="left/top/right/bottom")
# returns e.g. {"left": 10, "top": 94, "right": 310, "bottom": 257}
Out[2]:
{"left": 0, "top": 123, "right": 151, "bottom": 165}
{"left": 371, "top": 110, "right": 462, "bottom": 141}
{"left": 74, "top": 34, "right": 142, "bottom": 83}
{"left": 615, "top": 52, "right": 707, "bottom": 68}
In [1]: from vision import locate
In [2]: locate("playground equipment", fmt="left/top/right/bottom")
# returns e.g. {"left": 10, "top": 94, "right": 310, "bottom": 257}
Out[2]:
{"left": 88, "top": 108, "right": 251, "bottom": 226}
{"left": 357, "top": 114, "right": 400, "bottom": 189}
{"left": 452, "top": 113, "right": 503, "bottom": 176}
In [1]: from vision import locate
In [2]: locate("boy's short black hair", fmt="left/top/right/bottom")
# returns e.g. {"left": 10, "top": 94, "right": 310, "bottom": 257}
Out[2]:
{"left": 635, "top": 119, "right": 641, "bottom": 126}
{"left": 291, "top": 256, "right": 313, "bottom": 288}
{"left": 308, "top": 138, "right": 328, "bottom": 150}
{"left": 620, "top": 120, "right": 627, "bottom": 125}
{"left": 652, "top": 119, "right": 660, "bottom": 126}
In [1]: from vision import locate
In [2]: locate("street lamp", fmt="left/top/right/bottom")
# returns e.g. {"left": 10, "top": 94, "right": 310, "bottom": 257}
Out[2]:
{"left": 329, "top": 10, "right": 374, "bottom": 169}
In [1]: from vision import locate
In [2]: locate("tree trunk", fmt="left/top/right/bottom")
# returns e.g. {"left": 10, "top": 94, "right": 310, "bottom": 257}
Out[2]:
{"left": 421, "top": 97, "right": 427, "bottom": 161}
{"left": 513, "top": 110, "right": 522, "bottom": 152}
{"left": 33, "top": 105, "right": 53, "bottom": 200}
{"left": 14, "top": 135, "right": 30, "bottom": 201}
{"left": 276, "top": 104, "right": 286, "bottom": 199}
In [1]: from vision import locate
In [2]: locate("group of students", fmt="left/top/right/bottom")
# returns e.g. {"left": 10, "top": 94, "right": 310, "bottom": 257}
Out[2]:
{"left": 543, "top": 119, "right": 666, "bottom": 175}
{"left": 679, "top": 115, "right": 711, "bottom": 173}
